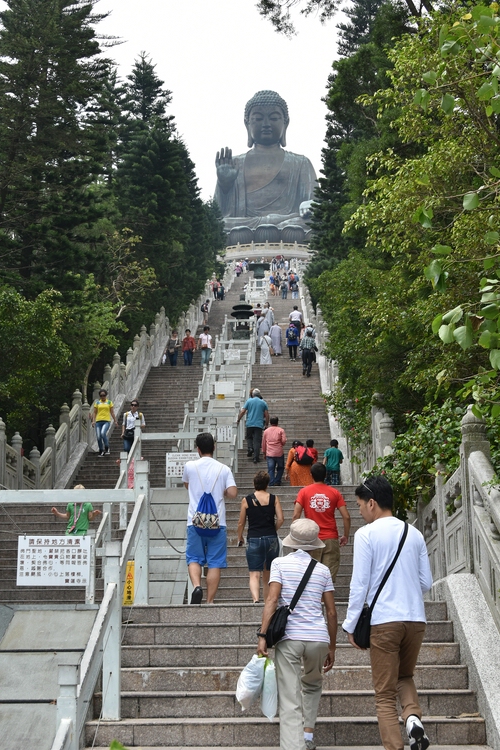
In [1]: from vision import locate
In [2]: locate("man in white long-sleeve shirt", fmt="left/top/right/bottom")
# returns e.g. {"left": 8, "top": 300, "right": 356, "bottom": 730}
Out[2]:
{"left": 343, "top": 476, "right": 433, "bottom": 750}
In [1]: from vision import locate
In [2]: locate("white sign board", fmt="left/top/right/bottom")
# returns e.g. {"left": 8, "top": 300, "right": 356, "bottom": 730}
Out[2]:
{"left": 224, "top": 349, "right": 241, "bottom": 361}
{"left": 217, "top": 425, "right": 233, "bottom": 443}
{"left": 215, "top": 381, "right": 234, "bottom": 395}
{"left": 17, "top": 535, "right": 91, "bottom": 587}
{"left": 166, "top": 452, "right": 199, "bottom": 478}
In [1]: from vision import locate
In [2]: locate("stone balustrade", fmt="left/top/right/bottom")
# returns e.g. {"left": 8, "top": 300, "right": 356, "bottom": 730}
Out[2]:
{"left": 0, "top": 266, "right": 236, "bottom": 491}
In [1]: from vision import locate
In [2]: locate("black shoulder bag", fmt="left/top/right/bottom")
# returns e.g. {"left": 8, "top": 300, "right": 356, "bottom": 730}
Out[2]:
{"left": 353, "top": 522, "right": 408, "bottom": 649}
{"left": 265, "top": 558, "right": 317, "bottom": 648}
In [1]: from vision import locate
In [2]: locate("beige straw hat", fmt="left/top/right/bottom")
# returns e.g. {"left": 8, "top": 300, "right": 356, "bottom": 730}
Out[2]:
{"left": 282, "top": 519, "right": 325, "bottom": 550}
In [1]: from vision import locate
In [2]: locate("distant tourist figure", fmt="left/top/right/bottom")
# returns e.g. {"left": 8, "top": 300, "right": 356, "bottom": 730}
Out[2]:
{"left": 51, "top": 484, "right": 101, "bottom": 535}
{"left": 236, "top": 470, "right": 284, "bottom": 603}
{"left": 343, "top": 476, "right": 433, "bottom": 750}
{"left": 300, "top": 328, "right": 316, "bottom": 377}
{"left": 201, "top": 299, "right": 210, "bottom": 325}
{"left": 164, "top": 330, "right": 181, "bottom": 367}
{"left": 262, "top": 416, "right": 287, "bottom": 486}
{"left": 292, "top": 463, "right": 350, "bottom": 583}
{"left": 323, "top": 439, "right": 344, "bottom": 486}
{"left": 237, "top": 388, "right": 269, "bottom": 464}
{"left": 280, "top": 278, "right": 288, "bottom": 299}
{"left": 257, "top": 518, "right": 337, "bottom": 750}
{"left": 285, "top": 440, "right": 314, "bottom": 487}
{"left": 286, "top": 322, "right": 299, "bottom": 361}
{"left": 260, "top": 332, "right": 273, "bottom": 364}
{"left": 269, "top": 322, "right": 282, "bottom": 356}
{"left": 198, "top": 325, "right": 212, "bottom": 367}
{"left": 92, "top": 388, "right": 118, "bottom": 457}
{"left": 212, "top": 278, "right": 220, "bottom": 300}
{"left": 182, "top": 329, "right": 196, "bottom": 366}
{"left": 183, "top": 432, "right": 237, "bottom": 605}
{"left": 121, "top": 400, "right": 145, "bottom": 454}
{"left": 218, "top": 281, "right": 225, "bottom": 300}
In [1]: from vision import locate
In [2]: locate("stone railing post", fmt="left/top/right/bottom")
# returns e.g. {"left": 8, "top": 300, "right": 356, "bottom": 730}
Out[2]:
{"left": 81, "top": 401, "right": 90, "bottom": 444}
{"left": 11, "top": 432, "right": 23, "bottom": 489}
{"left": 72, "top": 390, "right": 83, "bottom": 442}
{"left": 102, "top": 541, "right": 121, "bottom": 720}
{"left": 102, "top": 364, "right": 111, "bottom": 391}
{"left": 460, "top": 406, "right": 491, "bottom": 572}
{"left": 60, "top": 403, "right": 70, "bottom": 462}
{"left": 0, "top": 417, "right": 6, "bottom": 488}
{"left": 134, "top": 460, "right": 150, "bottom": 606}
{"left": 92, "top": 382, "right": 101, "bottom": 404}
{"left": 44, "top": 424, "right": 56, "bottom": 488}
{"left": 378, "top": 414, "right": 395, "bottom": 457}
{"left": 30, "top": 447, "right": 41, "bottom": 488}
{"left": 56, "top": 660, "right": 80, "bottom": 750}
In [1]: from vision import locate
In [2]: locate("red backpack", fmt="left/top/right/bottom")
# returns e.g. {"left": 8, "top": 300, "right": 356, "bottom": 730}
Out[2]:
{"left": 295, "top": 445, "right": 314, "bottom": 466}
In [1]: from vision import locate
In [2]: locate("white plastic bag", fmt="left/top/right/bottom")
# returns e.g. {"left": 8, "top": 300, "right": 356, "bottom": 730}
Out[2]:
{"left": 161, "top": 353, "right": 167, "bottom": 365}
{"left": 261, "top": 658, "right": 278, "bottom": 720}
{"left": 236, "top": 654, "right": 266, "bottom": 710}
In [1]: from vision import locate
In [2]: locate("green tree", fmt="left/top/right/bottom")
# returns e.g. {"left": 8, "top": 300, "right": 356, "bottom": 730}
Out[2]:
{"left": 0, "top": 0, "right": 113, "bottom": 295}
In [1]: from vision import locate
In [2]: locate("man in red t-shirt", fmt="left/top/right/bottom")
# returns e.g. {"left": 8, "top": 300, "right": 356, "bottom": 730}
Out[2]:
{"left": 292, "top": 462, "right": 351, "bottom": 582}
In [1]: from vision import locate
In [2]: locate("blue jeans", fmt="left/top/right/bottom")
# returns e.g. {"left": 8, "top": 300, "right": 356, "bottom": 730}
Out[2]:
{"left": 201, "top": 347, "right": 211, "bottom": 366}
{"left": 183, "top": 349, "right": 193, "bottom": 365}
{"left": 281, "top": 288, "right": 288, "bottom": 299}
{"left": 246, "top": 535, "right": 279, "bottom": 571}
{"left": 266, "top": 455, "right": 284, "bottom": 485}
{"left": 95, "top": 420, "right": 110, "bottom": 452}
{"left": 167, "top": 350, "right": 178, "bottom": 366}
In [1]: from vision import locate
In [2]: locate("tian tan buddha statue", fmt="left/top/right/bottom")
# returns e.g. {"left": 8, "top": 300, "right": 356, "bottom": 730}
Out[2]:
{"left": 214, "top": 90, "right": 316, "bottom": 244}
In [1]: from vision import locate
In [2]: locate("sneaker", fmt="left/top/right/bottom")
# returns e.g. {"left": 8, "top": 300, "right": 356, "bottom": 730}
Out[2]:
{"left": 98, "top": 451, "right": 105, "bottom": 457}
{"left": 406, "top": 715, "right": 429, "bottom": 750}
{"left": 190, "top": 586, "right": 203, "bottom": 605}
{"left": 247, "top": 450, "right": 254, "bottom": 458}
{"left": 305, "top": 740, "right": 316, "bottom": 750}
{"left": 104, "top": 448, "right": 110, "bottom": 455}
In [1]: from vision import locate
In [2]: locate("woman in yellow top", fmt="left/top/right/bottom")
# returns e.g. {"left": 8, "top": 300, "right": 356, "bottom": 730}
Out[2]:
{"left": 92, "top": 389, "right": 118, "bottom": 456}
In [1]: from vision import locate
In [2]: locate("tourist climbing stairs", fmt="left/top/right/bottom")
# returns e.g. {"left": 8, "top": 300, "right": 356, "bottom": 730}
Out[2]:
{"left": 86, "top": 273, "right": 489, "bottom": 749}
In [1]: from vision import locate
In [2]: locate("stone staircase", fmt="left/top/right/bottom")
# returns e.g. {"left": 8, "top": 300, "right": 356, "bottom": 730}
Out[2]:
{"left": 85, "top": 279, "right": 489, "bottom": 749}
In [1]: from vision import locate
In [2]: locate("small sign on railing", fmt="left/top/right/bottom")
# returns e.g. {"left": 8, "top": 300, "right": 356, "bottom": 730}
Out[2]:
{"left": 17, "top": 535, "right": 91, "bottom": 586}
{"left": 123, "top": 560, "right": 134, "bottom": 606}
{"left": 217, "top": 425, "right": 233, "bottom": 443}
{"left": 224, "top": 349, "right": 241, "bottom": 361}
{"left": 166, "top": 452, "right": 199, "bottom": 478}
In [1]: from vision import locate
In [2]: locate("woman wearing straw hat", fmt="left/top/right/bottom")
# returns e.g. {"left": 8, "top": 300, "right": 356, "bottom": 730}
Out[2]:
{"left": 257, "top": 519, "right": 338, "bottom": 750}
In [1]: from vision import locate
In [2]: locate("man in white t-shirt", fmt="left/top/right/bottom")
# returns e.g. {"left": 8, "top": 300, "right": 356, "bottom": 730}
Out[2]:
{"left": 343, "top": 476, "right": 433, "bottom": 750}
{"left": 183, "top": 432, "right": 237, "bottom": 604}
{"left": 257, "top": 519, "right": 337, "bottom": 750}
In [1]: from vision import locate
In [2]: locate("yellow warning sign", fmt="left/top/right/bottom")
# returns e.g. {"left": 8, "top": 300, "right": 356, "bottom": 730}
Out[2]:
{"left": 123, "top": 560, "right": 134, "bottom": 606}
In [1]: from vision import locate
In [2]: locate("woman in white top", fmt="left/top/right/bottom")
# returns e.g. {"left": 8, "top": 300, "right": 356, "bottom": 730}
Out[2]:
{"left": 198, "top": 325, "right": 213, "bottom": 367}
{"left": 257, "top": 519, "right": 337, "bottom": 750}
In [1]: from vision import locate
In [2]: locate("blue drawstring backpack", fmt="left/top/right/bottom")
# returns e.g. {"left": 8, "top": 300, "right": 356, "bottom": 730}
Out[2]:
{"left": 191, "top": 465, "right": 223, "bottom": 537}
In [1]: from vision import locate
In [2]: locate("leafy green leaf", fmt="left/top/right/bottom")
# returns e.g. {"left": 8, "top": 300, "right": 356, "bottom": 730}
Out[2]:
{"left": 484, "top": 256, "right": 497, "bottom": 269}
{"left": 453, "top": 317, "right": 473, "bottom": 349}
{"left": 490, "top": 348, "right": 500, "bottom": 369}
{"left": 471, "top": 404, "right": 484, "bottom": 419}
{"left": 441, "top": 93, "right": 455, "bottom": 114}
{"left": 477, "top": 81, "right": 496, "bottom": 100}
{"left": 432, "top": 244, "right": 452, "bottom": 255}
{"left": 439, "top": 323, "right": 456, "bottom": 343}
{"left": 432, "top": 313, "right": 443, "bottom": 334}
{"left": 490, "top": 166, "right": 500, "bottom": 177}
{"left": 481, "top": 303, "right": 499, "bottom": 319}
{"left": 416, "top": 174, "right": 430, "bottom": 185}
{"left": 485, "top": 231, "right": 500, "bottom": 245}
{"left": 463, "top": 192, "right": 480, "bottom": 210}
{"left": 423, "top": 71, "right": 437, "bottom": 84}
{"left": 479, "top": 330, "right": 493, "bottom": 348}
{"left": 491, "top": 403, "right": 500, "bottom": 418}
{"left": 440, "top": 39, "right": 461, "bottom": 56}
{"left": 442, "top": 305, "right": 464, "bottom": 324}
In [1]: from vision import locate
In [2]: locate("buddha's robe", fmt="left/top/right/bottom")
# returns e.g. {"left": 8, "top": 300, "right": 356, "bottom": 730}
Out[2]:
{"left": 214, "top": 150, "right": 316, "bottom": 230}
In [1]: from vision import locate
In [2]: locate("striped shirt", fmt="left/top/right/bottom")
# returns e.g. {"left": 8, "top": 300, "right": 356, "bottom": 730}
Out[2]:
{"left": 269, "top": 549, "right": 334, "bottom": 643}
{"left": 300, "top": 336, "right": 316, "bottom": 350}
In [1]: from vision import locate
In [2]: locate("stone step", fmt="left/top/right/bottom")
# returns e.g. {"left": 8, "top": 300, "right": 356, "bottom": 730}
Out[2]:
{"left": 122, "top": 601, "right": 448, "bottom": 624}
{"left": 85, "top": 715, "right": 487, "bottom": 748}
{"left": 121, "top": 642, "right": 462, "bottom": 669}
{"left": 94, "top": 688, "right": 478, "bottom": 720}
{"left": 120, "top": 621, "right": 454, "bottom": 647}
{"left": 91, "top": 746, "right": 491, "bottom": 750}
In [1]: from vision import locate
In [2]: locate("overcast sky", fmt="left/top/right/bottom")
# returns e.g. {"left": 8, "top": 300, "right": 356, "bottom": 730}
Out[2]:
{"left": 95, "top": 0, "right": 343, "bottom": 200}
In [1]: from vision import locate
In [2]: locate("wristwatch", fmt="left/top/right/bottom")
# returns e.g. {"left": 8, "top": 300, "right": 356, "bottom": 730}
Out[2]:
{"left": 257, "top": 631, "right": 267, "bottom": 638}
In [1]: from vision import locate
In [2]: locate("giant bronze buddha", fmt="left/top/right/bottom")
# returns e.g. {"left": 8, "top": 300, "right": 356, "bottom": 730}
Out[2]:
{"left": 214, "top": 90, "right": 316, "bottom": 244}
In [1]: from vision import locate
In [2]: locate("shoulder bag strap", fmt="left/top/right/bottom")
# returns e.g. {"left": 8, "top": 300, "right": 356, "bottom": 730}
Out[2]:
{"left": 369, "top": 522, "right": 408, "bottom": 614}
{"left": 194, "top": 463, "right": 223, "bottom": 494}
{"left": 289, "top": 558, "right": 318, "bottom": 612}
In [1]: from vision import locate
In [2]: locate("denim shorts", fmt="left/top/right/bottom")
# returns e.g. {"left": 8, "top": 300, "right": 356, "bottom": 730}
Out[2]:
{"left": 186, "top": 525, "right": 227, "bottom": 568}
{"left": 246, "top": 535, "right": 279, "bottom": 571}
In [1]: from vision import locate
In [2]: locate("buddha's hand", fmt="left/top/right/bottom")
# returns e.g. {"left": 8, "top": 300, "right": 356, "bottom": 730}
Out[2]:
{"left": 216, "top": 147, "right": 238, "bottom": 191}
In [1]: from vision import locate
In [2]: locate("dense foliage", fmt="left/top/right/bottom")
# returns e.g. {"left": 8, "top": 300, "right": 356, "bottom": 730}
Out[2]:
{"left": 0, "top": 3, "right": 224, "bottom": 445}
{"left": 311, "top": 0, "right": 500, "bottom": 506}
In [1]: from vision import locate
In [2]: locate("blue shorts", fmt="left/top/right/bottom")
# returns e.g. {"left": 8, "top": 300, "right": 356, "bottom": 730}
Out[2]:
{"left": 186, "top": 525, "right": 227, "bottom": 568}
{"left": 246, "top": 535, "right": 279, "bottom": 572}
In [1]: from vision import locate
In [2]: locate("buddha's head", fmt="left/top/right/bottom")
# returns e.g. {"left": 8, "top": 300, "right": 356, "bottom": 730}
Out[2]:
{"left": 244, "top": 90, "right": 289, "bottom": 148}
